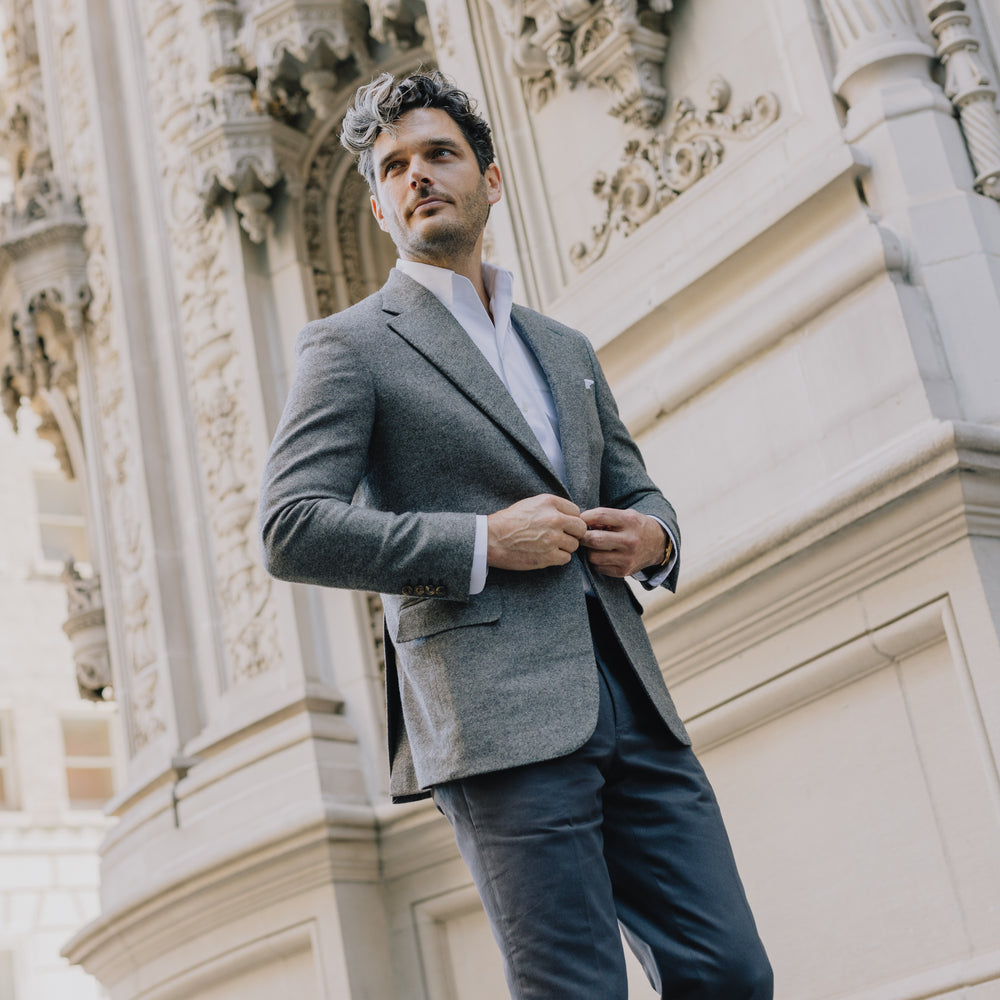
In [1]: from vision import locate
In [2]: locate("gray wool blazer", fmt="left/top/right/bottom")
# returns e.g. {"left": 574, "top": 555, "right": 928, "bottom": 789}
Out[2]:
{"left": 259, "top": 269, "right": 690, "bottom": 801}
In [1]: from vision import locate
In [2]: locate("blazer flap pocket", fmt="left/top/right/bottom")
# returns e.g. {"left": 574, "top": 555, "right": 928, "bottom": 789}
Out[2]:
{"left": 395, "top": 590, "right": 501, "bottom": 643}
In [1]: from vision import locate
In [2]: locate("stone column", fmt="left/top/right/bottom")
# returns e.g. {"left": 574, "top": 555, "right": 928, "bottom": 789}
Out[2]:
{"left": 818, "top": 0, "right": 945, "bottom": 136}
{"left": 926, "top": 0, "right": 1000, "bottom": 200}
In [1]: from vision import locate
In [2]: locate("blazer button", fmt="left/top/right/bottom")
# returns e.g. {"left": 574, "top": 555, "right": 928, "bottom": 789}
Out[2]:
{"left": 401, "top": 586, "right": 413, "bottom": 596}
{"left": 435, "top": 586, "right": 446, "bottom": 596}
{"left": 414, "top": 585, "right": 425, "bottom": 596}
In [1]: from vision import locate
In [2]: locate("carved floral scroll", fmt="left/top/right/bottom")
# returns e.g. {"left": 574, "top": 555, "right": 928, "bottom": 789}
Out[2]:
{"left": 571, "top": 78, "right": 780, "bottom": 269}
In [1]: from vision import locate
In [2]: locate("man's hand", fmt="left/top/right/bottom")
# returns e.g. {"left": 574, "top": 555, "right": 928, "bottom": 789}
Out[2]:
{"left": 580, "top": 508, "right": 669, "bottom": 578}
{"left": 487, "top": 494, "right": 588, "bottom": 571}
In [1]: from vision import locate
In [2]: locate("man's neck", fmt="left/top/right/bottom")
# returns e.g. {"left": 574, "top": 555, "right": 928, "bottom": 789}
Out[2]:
{"left": 400, "top": 246, "right": 490, "bottom": 316}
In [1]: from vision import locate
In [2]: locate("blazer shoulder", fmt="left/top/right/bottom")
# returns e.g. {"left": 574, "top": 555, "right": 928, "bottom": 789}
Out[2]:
{"left": 294, "top": 289, "right": 387, "bottom": 356}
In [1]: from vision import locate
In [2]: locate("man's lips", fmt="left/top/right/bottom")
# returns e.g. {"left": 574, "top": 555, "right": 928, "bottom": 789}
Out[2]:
{"left": 409, "top": 196, "right": 451, "bottom": 216}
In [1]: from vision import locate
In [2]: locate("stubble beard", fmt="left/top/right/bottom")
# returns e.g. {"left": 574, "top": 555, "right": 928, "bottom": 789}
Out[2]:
{"left": 397, "top": 179, "right": 489, "bottom": 265}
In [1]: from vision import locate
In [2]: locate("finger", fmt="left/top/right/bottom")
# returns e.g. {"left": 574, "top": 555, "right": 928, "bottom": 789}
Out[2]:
{"left": 549, "top": 495, "right": 582, "bottom": 516}
{"left": 582, "top": 529, "right": 618, "bottom": 551}
{"left": 581, "top": 507, "right": 626, "bottom": 529}
{"left": 562, "top": 515, "right": 588, "bottom": 539}
{"left": 558, "top": 533, "right": 581, "bottom": 554}
{"left": 586, "top": 550, "right": 628, "bottom": 576}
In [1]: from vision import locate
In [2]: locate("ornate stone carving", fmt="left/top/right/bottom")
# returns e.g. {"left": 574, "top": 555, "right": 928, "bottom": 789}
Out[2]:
{"left": 193, "top": 0, "right": 431, "bottom": 242}
{"left": 425, "top": 1, "right": 455, "bottom": 60}
{"left": 240, "top": 0, "right": 374, "bottom": 99}
{"left": 191, "top": 1, "right": 310, "bottom": 244}
{"left": 485, "top": 0, "right": 673, "bottom": 126}
{"left": 140, "top": 0, "right": 283, "bottom": 685}
{"left": 131, "top": 670, "right": 168, "bottom": 752}
{"left": 926, "top": 0, "right": 1000, "bottom": 201}
{"left": 62, "top": 559, "right": 113, "bottom": 701}
{"left": 189, "top": 68, "right": 310, "bottom": 242}
{"left": 571, "top": 78, "right": 780, "bottom": 268}
{"left": 0, "top": 6, "right": 90, "bottom": 483}
{"left": 303, "top": 123, "right": 400, "bottom": 314}
{"left": 50, "top": 0, "right": 169, "bottom": 753}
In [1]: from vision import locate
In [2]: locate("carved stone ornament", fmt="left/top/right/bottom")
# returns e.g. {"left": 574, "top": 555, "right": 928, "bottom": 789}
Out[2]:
{"left": 571, "top": 77, "right": 780, "bottom": 269}
{"left": 0, "top": 170, "right": 90, "bottom": 478}
{"left": 485, "top": 0, "right": 673, "bottom": 127}
{"left": 192, "top": 0, "right": 431, "bottom": 242}
{"left": 62, "top": 559, "right": 113, "bottom": 701}
{"left": 42, "top": 0, "right": 171, "bottom": 755}
{"left": 141, "top": 1, "right": 286, "bottom": 685}
{"left": 189, "top": 69, "right": 310, "bottom": 242}
{"left": 926, "top": 0, "right": 1000, "bottom": 201}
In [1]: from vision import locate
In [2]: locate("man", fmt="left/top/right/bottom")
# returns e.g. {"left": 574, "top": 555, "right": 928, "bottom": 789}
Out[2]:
{"left": 260, "top": 72, "right": 772, "bottom": 999}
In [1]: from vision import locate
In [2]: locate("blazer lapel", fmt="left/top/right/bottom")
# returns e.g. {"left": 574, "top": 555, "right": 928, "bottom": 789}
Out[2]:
{"left": 512, "top": 306, "right": 593, "bottom": 507}
{"left": 381, "top": 271, "right": 566, "bottom": 493}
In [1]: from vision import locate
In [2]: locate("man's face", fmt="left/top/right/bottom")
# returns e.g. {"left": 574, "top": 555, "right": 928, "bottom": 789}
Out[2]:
{"left": 370, "top": 107, "right": 502, "bottom": 267}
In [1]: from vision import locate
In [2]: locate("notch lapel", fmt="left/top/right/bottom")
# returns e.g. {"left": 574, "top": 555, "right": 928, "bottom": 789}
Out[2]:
{"left": 381, "top": 271, "right": 566, "bottom": 494}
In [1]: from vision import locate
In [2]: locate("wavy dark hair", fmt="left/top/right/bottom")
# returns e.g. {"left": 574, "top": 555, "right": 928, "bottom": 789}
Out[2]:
{"left": 341, "top": 71, "right": 495, "bottom": 193}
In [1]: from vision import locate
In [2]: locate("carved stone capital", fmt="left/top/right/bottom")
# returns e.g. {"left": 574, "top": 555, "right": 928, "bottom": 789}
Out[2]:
{"left": 189, "top": 71, "right": 309, "bottom": 242}
{"left": 0, "top": 173, "right": 89, "bottom": 304}
{"left": 240, "top": 0, "right": 375, "bottom": 101}
{"left": 571, "top": 77, "right": 780, "bottom": 269}
{"left": 486, "top": 0, "right": 672, "bottom": 126}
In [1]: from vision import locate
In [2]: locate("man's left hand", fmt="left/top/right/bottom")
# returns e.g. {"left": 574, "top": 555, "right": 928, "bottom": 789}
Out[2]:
{"left": 580, "top": 508, "right": 670, "bottom": 578}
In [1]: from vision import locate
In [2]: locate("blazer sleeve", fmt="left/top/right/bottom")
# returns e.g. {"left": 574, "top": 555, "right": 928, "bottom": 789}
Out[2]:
{"left": 586, "top": 339, "right": 681, "bottom": 593}
{"left": 258, "top": 318, "right": 477, "bottom": 599}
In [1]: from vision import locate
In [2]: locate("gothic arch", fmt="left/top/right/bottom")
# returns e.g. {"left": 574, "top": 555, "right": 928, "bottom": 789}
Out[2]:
{"left": 303, "top": 123, "right": 398, "bottom": 318}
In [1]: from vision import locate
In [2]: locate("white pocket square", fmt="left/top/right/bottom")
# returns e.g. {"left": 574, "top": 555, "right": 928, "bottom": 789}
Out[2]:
{"left": 584, "top": 379, "right": 594, "bottom": 389}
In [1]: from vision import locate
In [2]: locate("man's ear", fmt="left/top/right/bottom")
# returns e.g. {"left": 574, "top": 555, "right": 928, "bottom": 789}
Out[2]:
{"left": 485, "top": 163, "right": 502, "bottom": 207}
{"left": 371, "top": 194, "right": 388, "bottom": 232}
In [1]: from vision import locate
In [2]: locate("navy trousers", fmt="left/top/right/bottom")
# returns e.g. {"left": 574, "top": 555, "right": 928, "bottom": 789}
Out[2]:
{"left": 433, "top": 598, "right": 773, "bottom": 999}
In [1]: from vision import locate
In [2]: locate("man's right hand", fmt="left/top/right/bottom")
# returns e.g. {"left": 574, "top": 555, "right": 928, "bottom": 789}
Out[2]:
{"left": 486, "top": 494, "right": 588, "bottom": 571}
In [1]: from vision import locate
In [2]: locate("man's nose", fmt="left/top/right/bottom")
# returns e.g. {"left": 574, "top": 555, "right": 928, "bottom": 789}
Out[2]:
{"left": 408, "top": 159, "right": 432, "bottom": 188}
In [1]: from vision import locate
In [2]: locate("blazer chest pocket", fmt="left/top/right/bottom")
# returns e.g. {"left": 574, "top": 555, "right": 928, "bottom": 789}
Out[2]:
{"left": 395, "top": 589, "right": 501, "bottom": 643}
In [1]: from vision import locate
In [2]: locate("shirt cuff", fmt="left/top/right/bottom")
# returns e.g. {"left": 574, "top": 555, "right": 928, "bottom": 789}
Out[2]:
{"left": 469, "top": 514, "right": 489, "bottom": 595}
{"left": 632, "top": 516, "right": 677, "bottom": 589}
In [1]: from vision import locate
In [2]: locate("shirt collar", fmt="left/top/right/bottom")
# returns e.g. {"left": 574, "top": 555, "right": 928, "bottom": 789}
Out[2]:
{"left": 395, "top": 258, "right": 514, "bottom": 325}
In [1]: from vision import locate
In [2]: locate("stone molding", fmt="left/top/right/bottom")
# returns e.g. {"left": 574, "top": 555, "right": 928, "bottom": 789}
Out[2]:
{"left": 926, "top": 0, "right": 1000, "bottom": 201}
{"left": 571, "top": 78, "right": 780, "bottom": 269}
{"left": 645, "top": 419, "right": 1000, "bottom": 641}
{"left": 485, "top": 0, "right": 673, "bottom": 127}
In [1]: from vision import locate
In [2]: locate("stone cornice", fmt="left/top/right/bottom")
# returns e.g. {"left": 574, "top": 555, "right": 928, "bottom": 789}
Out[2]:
{"left": 643, "top": 419, "right": 1000, "bottom": 677}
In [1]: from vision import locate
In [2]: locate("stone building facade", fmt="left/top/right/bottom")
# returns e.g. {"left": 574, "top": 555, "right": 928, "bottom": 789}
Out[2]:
{"left": 0, "top": 0, "right": 998, "bottom": 997}
{"left": 0, "top": 407, "right": 115, "bottom": 1000}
